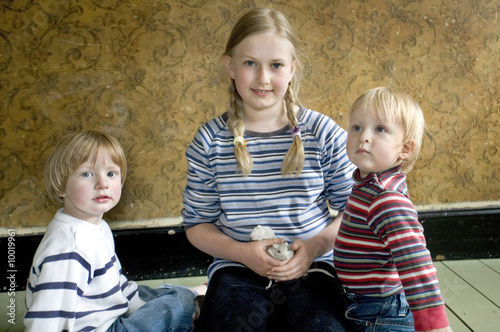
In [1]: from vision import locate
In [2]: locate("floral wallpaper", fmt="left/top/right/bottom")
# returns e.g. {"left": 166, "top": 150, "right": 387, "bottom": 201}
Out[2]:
{"left": 1, "top": 0, "right": 499, "bottom": 230}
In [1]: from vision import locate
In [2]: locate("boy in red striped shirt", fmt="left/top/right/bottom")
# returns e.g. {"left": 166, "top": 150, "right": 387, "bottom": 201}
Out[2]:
{"left": 334, "top": 87, "right": 451, "bottom": 332}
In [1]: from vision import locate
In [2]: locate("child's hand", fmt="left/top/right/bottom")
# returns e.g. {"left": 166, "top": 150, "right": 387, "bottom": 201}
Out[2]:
{"left": 266, "top": 239, "right": 315, "bottom": 281}
{"left": 240, "top": 238, "right": 285, "bottom": 277}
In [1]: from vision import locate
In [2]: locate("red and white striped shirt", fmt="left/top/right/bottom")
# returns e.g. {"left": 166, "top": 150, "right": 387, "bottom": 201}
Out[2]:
{"left": 334, "top": 166, "right": 449, "bottom": 331}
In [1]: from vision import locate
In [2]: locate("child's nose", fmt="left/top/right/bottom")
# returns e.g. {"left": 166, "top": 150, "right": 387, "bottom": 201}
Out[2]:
{"left": 96, "top": 176, "right": 109, "bottom": 189}
{"left": 256, "top": 68, "right": 270, "bottom": 85}
{"left": 358, "top": 130, "right": 370, "bottom": 143}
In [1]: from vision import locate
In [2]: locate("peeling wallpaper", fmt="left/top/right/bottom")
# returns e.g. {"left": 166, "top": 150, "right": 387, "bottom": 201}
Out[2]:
{"left": 1, "top": 0, "right": 499, "bottom": 229}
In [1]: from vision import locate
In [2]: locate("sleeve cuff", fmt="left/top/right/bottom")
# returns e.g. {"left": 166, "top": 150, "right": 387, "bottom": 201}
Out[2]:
{"left": 413, "top": 305, "right": 449, "bottom": 331}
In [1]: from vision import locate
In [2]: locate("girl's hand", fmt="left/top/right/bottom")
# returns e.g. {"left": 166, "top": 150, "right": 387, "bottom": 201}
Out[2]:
{"left": 260, "top": 212, "right": 345, "bottom": 282}
{"left": 240, "top": 238, "right": 286, "bottom": 277}
{"left": 186, "top": 224, "right": 282, "bottom": 277}
{"left": 266, "top": 239, "right": 315, "bottom": 281}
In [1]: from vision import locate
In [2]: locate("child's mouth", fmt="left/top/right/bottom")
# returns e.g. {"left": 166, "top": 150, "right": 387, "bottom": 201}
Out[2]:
{"left": 252, "top": 89, "right": 271, "bottom": 95}
{"left": 94, "top": 195, "right": 110, "bottom": 203}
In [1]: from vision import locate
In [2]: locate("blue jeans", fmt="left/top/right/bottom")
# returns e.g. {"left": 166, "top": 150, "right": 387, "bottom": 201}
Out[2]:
{"left": 343, "top": 291, "right": 415, "bottom": 332}
{"left": 107, "top": 285, "right": 196, "bottom": 332}
{"left": 196, "top": 263, "right": 347, "bottom": 331}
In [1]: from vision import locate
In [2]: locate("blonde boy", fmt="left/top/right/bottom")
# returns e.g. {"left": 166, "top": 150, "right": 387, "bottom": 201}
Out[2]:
{"left": 334, "top": 88, "right": 451, "bottom": 331}
{"left": 25, "top": 130, "right": 197, "bottom": 332}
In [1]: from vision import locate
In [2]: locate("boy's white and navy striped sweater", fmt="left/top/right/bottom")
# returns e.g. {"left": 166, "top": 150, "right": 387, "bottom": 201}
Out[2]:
{"left": 24, "top": 209, "right": 144, "bottom": 331}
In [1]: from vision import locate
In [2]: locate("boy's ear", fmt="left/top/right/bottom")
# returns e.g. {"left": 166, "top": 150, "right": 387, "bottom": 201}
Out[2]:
{"left": 399, "top": 139, "right": 416, "bottom": 161}
{"left": 223, "top": 55, "right": 235, "bottom": 79}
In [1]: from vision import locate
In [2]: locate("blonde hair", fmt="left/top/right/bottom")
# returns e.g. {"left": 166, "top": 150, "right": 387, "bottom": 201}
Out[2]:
{"left": 224, "top": 8, "right": 305, "bottom": 177}
{"left": 349, "top": 87, "right": 425, "bottom": 173}
{"left": 44, "top": 130, "right": 127, "bottom": 203}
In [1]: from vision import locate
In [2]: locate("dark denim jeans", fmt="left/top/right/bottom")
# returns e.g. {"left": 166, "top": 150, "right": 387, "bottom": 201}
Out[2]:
{"left": 343, "top": 291, "right": 415, "bottom": 332}
{"left": 195, "top": 263, "right": 347, "bottom": 332}
{"left": 107, "top": 285, "right": 196, "bottom": 332}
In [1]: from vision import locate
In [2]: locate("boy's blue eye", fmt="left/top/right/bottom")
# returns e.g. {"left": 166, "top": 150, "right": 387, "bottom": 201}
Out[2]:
{"left": 352, "top": 125, "right": 361, "bottom": 131}
{"left": 82, "top": 172, "right": 92, "bottom": 178}
{"left": 375, "top": 126, "right": 387, "bottom": 133}
{"left": 107, "top": 171, "right": 118, "bottom": 178}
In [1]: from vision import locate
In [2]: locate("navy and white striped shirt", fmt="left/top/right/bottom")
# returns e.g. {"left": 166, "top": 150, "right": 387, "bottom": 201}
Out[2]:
{"left": 24, "top": 209, "right": 144, "bottom": 331}
{"left": 182, "top": 107, "right": 355, "bottom": 279}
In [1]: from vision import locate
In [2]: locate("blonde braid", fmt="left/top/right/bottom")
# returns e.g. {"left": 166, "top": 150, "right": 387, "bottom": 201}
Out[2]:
{"left": 227, "top": 82, "right": 253, "bottom": 176}
{"left": 281, "top": 85, "right": 305, "bottom": 176}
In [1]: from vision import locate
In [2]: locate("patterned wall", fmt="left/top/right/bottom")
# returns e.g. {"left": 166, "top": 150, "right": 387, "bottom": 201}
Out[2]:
{"left": 1, "top": 0, "right": 499, "bottom": 229}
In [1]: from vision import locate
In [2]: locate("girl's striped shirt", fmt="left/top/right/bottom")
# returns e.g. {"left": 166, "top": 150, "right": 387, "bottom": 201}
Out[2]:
{"left": 182, "top": 107, "right": 355, "bottom": 280}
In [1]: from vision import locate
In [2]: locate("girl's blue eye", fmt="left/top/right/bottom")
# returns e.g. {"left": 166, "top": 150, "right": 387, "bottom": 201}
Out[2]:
{"left": 271, "top": 63, "right": 283, "bottom": 69}
{"left": 82, "top": 172, "right": 92, "bottom": 178}
{"left": 245, "top": 61, "right": 255, "bottom": 67}
{"left": 375, "top": 126, "right": 387, "bottom": 133}
{"left": 352, "top": 125, "right": 361, "bottom": 131}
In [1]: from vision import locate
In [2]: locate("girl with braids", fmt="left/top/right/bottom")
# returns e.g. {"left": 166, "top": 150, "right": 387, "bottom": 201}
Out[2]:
{"left": 182, "top": 8, "right": 354, "bottom": 331}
